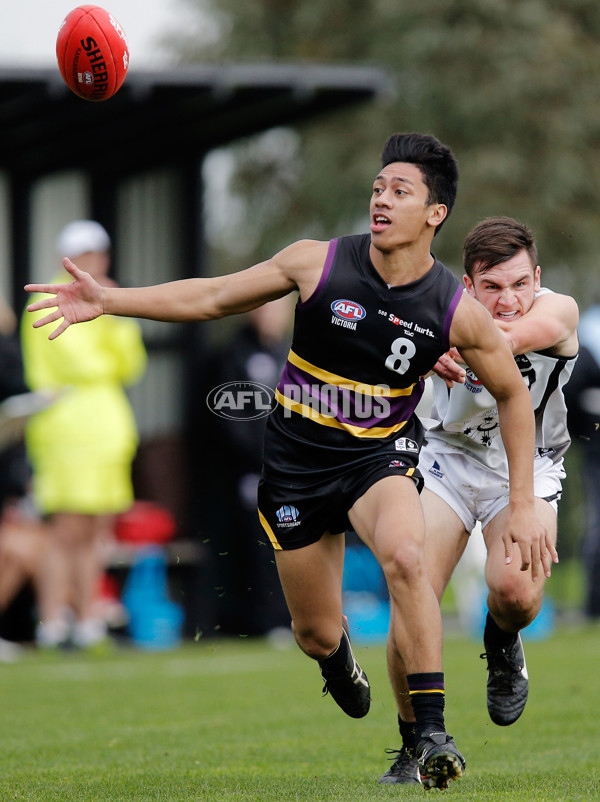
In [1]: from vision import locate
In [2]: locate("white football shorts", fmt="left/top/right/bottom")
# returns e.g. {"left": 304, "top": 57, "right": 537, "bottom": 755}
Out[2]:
{"left": 419, "top": 444, "right": 565, "bottom": 532}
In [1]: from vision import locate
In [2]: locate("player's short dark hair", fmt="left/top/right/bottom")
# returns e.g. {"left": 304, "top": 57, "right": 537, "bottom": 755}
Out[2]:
{"left": 380, "top": 133, "right": 459, "bottom": 234}
{"left": 463, "top": 216, "right": 538, "bottom": 278}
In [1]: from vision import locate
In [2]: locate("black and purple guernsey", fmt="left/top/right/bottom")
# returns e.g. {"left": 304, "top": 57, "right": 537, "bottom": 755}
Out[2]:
{"left": 262, "top": 233, "right": 462, "bottom": 484}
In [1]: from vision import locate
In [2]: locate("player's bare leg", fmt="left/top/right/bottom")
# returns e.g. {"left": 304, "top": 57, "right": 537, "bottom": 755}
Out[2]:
{"left": 379, "top": 488, "right": 468, "bottom": 785}
{"left": 481, "top": 498, "right": 557, "bottom": 725}
{"left": 349, "top": 477, "right": 465, "bottom": 789}
{"left": 274, "top": 533, "right": 370, "bottom": 718}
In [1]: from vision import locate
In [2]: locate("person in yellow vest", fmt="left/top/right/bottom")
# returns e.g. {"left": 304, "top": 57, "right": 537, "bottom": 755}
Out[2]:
{"left": 21, "top": 220, "right": 147, "bottom": 649}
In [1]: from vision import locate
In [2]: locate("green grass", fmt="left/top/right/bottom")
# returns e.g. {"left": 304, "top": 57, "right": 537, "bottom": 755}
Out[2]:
{"left": 1, "top": 623, "right": 598, "bottom": 801}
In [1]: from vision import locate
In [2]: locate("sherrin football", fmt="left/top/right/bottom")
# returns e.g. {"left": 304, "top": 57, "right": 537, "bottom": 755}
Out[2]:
{"left": 56, "top": 5, "right": 129, "bottom": 101}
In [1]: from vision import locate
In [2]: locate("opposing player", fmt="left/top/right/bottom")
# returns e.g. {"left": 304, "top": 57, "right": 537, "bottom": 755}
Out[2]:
{"left": 25, "top": 136, "right": 550, "bottom": 789}
{"left": 380, "top": 217, "right": 578, "bottom": 785}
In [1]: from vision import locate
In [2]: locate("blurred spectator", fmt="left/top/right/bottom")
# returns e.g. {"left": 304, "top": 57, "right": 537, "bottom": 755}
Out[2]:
{"left": 0, "top": 504, "right": 45, "bottom": 661}
{"left": 564, "top": 304, "right": 600, "bottom": 620}
{"left": 20, "top": 220, "right": 147, "bottom": 649}
{"left": 200, "top": 297, "right": 294, "bottom": 639}
{"left": 0, "top": 298, "right": 45, "bottom": 661}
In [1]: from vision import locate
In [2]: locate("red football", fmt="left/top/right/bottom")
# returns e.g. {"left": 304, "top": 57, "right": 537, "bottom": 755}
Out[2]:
{"left": 56, "top": 5, "right": 129, "bottom": 101}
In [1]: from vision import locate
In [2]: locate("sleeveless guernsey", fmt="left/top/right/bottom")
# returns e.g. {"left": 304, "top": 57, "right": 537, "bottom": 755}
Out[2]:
{"left": 424, "top": 288, "right": 577, "bottom": 478}
{"left": 262, "top": 233, "right": 463, "bottom": 483}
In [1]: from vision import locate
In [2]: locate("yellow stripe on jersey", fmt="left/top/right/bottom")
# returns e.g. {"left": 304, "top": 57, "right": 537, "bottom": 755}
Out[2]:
{"left": 258, "top": 509, "right": 282, "bottom": 550}
{"left": 409, "top": 689, "right": 445, "bottom": 695}
{"left": 275, "top": 388, "right": 409, "bottom": 438}
{"left": 286, "top": 350, "right": 415, "bottom": 397}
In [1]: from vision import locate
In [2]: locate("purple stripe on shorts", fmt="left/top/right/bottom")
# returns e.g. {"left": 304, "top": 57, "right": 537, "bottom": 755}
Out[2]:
{"left": 299, "top": 238, "right": 338, "bottom": 309}
{"left": 442, "top": 285, "right": 464, "bottom": 351}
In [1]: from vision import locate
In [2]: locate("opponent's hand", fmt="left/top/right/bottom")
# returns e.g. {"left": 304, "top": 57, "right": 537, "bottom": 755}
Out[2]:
{"left": 432, "top": 347, "right": 466, "bottom": 388}
{"left": 502, "top": 505, "right": 558, "bottom": 581}
{"left": 25, "top": 258, "right": 105, "bottom": 339}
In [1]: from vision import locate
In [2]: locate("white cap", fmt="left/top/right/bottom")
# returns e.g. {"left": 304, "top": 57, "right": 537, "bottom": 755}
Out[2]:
{"left": 55, "top": 220, "right": 111, "bottom": 258}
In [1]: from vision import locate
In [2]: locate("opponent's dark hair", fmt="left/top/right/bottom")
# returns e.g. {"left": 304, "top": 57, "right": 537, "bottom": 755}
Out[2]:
{"left": 463, "top": 216, "right": 538, "bottom": 278}
{"left": 380, "top": 132, "right": 459, "bottom": 234}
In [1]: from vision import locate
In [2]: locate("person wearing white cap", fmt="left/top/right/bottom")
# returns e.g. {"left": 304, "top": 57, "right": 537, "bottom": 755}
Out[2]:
{"left": 55, "top": 220, "right": 112, "bottom": 260}
{"left": 20, "top": 221, "right": 147, "bottom": 650}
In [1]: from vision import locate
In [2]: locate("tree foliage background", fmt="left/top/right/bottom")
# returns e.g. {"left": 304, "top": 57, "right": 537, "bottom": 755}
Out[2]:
{"left": 163, "top": 0, "right": 600, "bottom": 307}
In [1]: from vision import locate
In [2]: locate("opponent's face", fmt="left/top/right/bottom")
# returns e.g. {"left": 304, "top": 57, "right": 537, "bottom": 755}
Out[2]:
{"left": 369, "top": 162, "right": 446, "bottom": 250}
{"left": 464, "top": 250, "right": 541, "bottom": 321}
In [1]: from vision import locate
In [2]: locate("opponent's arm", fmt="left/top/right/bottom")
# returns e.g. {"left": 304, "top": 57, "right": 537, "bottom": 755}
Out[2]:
{"left": 26, "top": 240, "right": 326, "bottom": 339}
{"left": 495, "top": 291, "right": 579, "bottom": 357}
{"left": 450, "top": 294, "right": 555, "bottom": 580}
{"left": 435, "top": 290, "right": 578, "bottom": 386}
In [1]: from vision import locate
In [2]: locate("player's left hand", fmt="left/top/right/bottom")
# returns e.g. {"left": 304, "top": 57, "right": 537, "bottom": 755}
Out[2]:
{"left": 432, "top": 347, "right": 466, "bottom": 387}
{"left": 503, "top": 505, "right": 558, "bottom": 581}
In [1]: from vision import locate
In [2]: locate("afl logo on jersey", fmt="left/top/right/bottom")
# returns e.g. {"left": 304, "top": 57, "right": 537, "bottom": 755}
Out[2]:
{"left": 331, "top": 299, "right": 366, "bottom": 321}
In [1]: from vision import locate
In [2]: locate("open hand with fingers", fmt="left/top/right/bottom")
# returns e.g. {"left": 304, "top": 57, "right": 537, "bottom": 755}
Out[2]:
{"left": 503, "top": 505, "right": 559, "bottom": 581}
{"left": 431, "top": 347, "right": 466, "bottom": 388}
{"left": 25, "top": 258, "right": 105, "bottom": 339}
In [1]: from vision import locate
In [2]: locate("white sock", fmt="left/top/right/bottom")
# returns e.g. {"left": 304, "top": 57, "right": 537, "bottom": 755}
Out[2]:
{"left": 71, "top": 618, "right": 107, "bottom": 648}
{"left": 36, "top": 618, "right": 70, "bottom": 647}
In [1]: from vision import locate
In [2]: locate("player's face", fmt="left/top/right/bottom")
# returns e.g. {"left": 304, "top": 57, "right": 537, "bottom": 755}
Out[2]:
{"left": 464, "top": 251, "right": 541, "bottom": 321}
{"left": 369, "top": 162, "right": 446, "bottom": 250}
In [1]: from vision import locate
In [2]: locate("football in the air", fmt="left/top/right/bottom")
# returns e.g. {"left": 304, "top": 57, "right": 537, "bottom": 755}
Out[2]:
{"left": 56, "top": 5, "right": 129, "bottom": 101}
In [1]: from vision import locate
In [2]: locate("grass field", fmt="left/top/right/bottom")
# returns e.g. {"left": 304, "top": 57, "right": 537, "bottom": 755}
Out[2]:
{"left": 1, "top": 622, "right": 598, "bottom": 801}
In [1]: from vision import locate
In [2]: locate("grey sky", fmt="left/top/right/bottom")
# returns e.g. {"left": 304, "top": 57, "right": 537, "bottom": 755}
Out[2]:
{"left": 0, "top": 0, "right": 186, "bottom": 68}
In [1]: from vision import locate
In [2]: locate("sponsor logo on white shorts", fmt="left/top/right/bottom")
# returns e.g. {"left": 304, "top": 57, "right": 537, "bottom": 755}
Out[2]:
{"left": 429, "top": 460, "right": 444, "bottom": 479}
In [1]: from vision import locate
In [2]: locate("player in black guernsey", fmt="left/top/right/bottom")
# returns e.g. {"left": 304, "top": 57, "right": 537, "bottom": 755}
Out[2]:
{"left": 25, "top": 133, "right": 551, "bottom": 790}
{"left": 262, "top": 233, "right": 462, "bottom": 493}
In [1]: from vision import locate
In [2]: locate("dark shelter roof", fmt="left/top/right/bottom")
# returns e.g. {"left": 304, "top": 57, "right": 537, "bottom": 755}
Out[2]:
{"left": 0, "top": 63, "right": 391, "bottom": 177}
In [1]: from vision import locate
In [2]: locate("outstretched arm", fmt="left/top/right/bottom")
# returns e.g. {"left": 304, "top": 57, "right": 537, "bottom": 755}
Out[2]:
{"left": 26, "top": 240, "right": 327, "bottom": 339}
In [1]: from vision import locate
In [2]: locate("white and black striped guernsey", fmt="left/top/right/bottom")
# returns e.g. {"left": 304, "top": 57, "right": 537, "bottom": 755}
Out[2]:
{"left": 262, "top": 233, "right": 463, "bottom": 484}
{"left": 424, "top": 288, "right": 577, "bottom": 478}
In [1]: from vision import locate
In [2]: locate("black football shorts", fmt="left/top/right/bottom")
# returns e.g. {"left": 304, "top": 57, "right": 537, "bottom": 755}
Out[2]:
{"left": 257, "top": 455, "right": 422, "bottom": 551}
